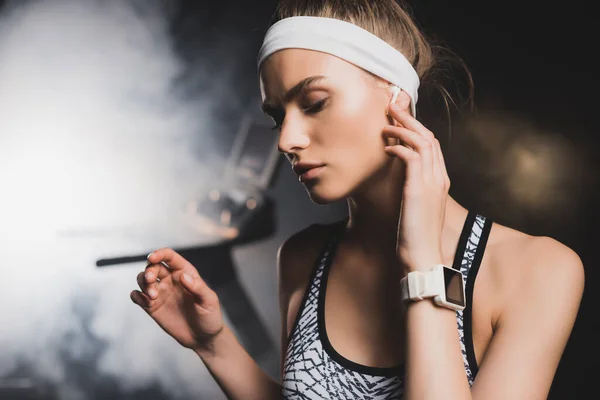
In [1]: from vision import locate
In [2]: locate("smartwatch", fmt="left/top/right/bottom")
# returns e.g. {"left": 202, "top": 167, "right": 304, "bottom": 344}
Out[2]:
{"left": 399, "top": 264, "right": 466, "bottom": 311}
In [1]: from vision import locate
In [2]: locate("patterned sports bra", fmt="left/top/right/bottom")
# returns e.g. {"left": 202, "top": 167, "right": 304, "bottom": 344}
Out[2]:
{"left": 282, "top": 211, "right": 493, "bottom": 399}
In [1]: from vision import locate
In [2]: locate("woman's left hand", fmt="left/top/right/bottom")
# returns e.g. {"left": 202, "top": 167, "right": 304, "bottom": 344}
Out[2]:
{"left": 383, "top": 104, "right": 450, "bottom": 274}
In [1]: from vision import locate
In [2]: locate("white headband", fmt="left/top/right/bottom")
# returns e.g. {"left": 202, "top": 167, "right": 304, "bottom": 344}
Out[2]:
{"left": 257, "top": 16, "right": 420, "bottom": 116}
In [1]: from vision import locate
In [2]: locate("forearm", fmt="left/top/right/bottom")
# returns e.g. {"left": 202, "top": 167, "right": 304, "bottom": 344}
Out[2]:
{"left": 403, "top": 300, "right": 471, "bottom": 400}
{"left": 195, "top": 325, "right": 282, "bottom": 400}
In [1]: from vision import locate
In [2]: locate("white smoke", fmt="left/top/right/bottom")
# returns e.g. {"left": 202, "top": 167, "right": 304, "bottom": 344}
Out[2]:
{"left": 0, "top": 0, "right": 235, "bottom": 398}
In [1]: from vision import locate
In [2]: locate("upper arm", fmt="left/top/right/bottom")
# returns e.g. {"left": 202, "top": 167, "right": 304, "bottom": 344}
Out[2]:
{"left": 470, "top": 237, "right": 585, "bottom": 399}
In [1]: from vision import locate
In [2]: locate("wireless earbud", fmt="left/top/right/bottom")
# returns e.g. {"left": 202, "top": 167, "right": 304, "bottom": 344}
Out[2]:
{"left": 388, "top": 85, "right": 402, "bottom": 146}
{"left": 389, "top": 85, "right": 401, "bottom": 105}
{"left": 386, "top": 85, "right": 401, "bottom": 118}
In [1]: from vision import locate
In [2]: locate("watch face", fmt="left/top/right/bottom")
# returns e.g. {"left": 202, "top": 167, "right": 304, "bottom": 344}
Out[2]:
{"left": 443, "top": 267, "right": 465, "bottom": 307}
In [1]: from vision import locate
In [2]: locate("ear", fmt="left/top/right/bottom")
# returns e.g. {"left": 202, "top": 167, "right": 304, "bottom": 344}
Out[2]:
{"left": 390, "top": 88, "right": 411, "bottom": 113}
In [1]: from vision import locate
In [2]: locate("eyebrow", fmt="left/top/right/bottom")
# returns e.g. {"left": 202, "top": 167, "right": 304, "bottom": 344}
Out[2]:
{"left": 261, "top": 75, "right": 327, "bottom": 114}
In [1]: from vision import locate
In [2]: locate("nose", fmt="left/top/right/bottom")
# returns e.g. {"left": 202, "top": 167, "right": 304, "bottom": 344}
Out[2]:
{"left": 277, "top": 117, "right": 310, "bottom": 156}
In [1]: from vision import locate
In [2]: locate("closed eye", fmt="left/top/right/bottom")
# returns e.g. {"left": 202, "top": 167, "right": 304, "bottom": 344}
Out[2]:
{"left": 267, "top": 99, "right": 329, "bottom": 130}
{"left": 304, "top": 99, "right": 328, "bottom": 114}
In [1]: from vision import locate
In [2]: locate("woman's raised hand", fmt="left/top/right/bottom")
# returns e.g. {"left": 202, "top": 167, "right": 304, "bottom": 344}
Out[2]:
{"left": 130, "top": 248, "right": 225, "bottom": 352}
{"left": 384, "top": 102, "right": 450, "bottom": 274}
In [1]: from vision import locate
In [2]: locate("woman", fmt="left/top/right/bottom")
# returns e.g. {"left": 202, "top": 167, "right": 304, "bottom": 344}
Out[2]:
{"left": 130, "top": 1, "right": 584, "bottom": 399}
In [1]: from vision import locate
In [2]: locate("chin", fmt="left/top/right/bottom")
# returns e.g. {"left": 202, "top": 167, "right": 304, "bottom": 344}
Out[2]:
{"left": 303, "top": 180, "right": 349, "bottom": 205}
{"left": 307, "top": 192, "right": 337, "bottom": 205}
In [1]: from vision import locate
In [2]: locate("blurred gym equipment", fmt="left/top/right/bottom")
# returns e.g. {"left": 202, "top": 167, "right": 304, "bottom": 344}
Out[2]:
{"left": 95, "top": 98, "right": 283, "bottom": 360}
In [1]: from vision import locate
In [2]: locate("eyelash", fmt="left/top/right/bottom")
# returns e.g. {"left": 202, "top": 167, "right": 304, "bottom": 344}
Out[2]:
{"left": 270, "top": 99, "right": 328, "bottom": 130}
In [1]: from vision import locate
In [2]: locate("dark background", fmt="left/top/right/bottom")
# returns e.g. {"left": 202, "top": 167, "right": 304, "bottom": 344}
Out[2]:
{"left": 0, "top": 0, "right": 597, "bottom": 398}
{"left": 173, "top": 0, "right": 600, "bottom": 396}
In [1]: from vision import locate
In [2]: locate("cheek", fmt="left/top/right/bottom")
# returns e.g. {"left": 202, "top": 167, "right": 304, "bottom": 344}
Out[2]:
{"left": 314, "top": 96, "right": 390, "bottom": 194}
{"left": 331, "top": 93, "right": 388, "bottom": 156}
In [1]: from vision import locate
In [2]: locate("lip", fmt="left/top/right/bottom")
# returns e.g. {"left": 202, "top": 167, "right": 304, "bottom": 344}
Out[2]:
{"left": 292, "top": 162, "right": 325, "bottom": 176}
{"left": 292, "top": 161, "right": 325, "bottom": 175}
{"left": 298, "top": 165, "right": 325, "bottom": 183}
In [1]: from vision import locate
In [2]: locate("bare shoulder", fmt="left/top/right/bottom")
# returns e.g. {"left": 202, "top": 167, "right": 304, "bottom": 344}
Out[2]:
{"left": 277, "top": 221, "right": 342, "bottom": 299}
{"left": 487, "top": 222, "right": 585, "bottom": 312}
{"left": 276, "top": 220, "right": 343, "bottom": 361}
{"left": 490, "top": 223, "right": 584, "bottom": 275}
{"left": 521, "top": 233, "right": 585, "bottom": 297}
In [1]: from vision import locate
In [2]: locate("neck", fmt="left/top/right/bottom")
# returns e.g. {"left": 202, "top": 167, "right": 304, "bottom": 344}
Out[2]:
{"left": 344, "top": 157, "right": 468, "bottom": 269}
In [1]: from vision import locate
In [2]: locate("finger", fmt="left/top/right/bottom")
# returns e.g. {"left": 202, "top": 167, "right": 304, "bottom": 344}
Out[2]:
{"left": 431, "top": 138, "right": 443, "bottom": 184}
{"left": 384, "top": 144, "right": 422, "bottom": 189}
{"left": 137, "top": 271, "right": 159, "bottom": 300}
{"left": 130, "top": 290, "right": 152, "bottom": 310}
{"left": 179, "top": 271, "right": 215, "bottom": 306}
{"left": 383, "top": 125, "right": 434, "bottom": 179}
{"left": 388, "top": 106, "right": 435, "bottom": 140}
{"left": 434, "top": 138, "right": 450, "bottom": 188}
{"left": 147, "top": 248, "right": 195, "bottom": 272}
{"left": 144, "top": 262, "right": 171, "bottom": 283}
{"left": 430, "top": 138, "right": 440, "bottom": 183}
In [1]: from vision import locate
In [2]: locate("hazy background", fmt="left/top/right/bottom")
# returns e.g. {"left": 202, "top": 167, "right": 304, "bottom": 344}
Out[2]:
{"left": 0, "top": 0, "right": 597, "bottom": 399}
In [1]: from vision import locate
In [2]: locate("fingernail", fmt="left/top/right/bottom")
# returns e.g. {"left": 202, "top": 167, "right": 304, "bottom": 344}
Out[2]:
{"left": 147, "top": 252, "right": 153, "bottom": 260}
{"left": 145, "top": 272, "right": 153, "bottom": 281}
{"left": 183, "top": 273, "right": 193, "bottom": 283}
{"left": 148, "top": 288, "right": 157, "bottom": 298}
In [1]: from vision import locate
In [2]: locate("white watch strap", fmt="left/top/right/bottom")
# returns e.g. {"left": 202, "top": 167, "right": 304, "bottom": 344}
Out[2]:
{"left": 400, "top": 264, "right": 445, "bottom": 302}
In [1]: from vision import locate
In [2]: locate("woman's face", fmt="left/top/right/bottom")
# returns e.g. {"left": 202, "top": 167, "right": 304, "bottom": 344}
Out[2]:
{"left": 259, "top": 49, "right": 399, "bottom": 204}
